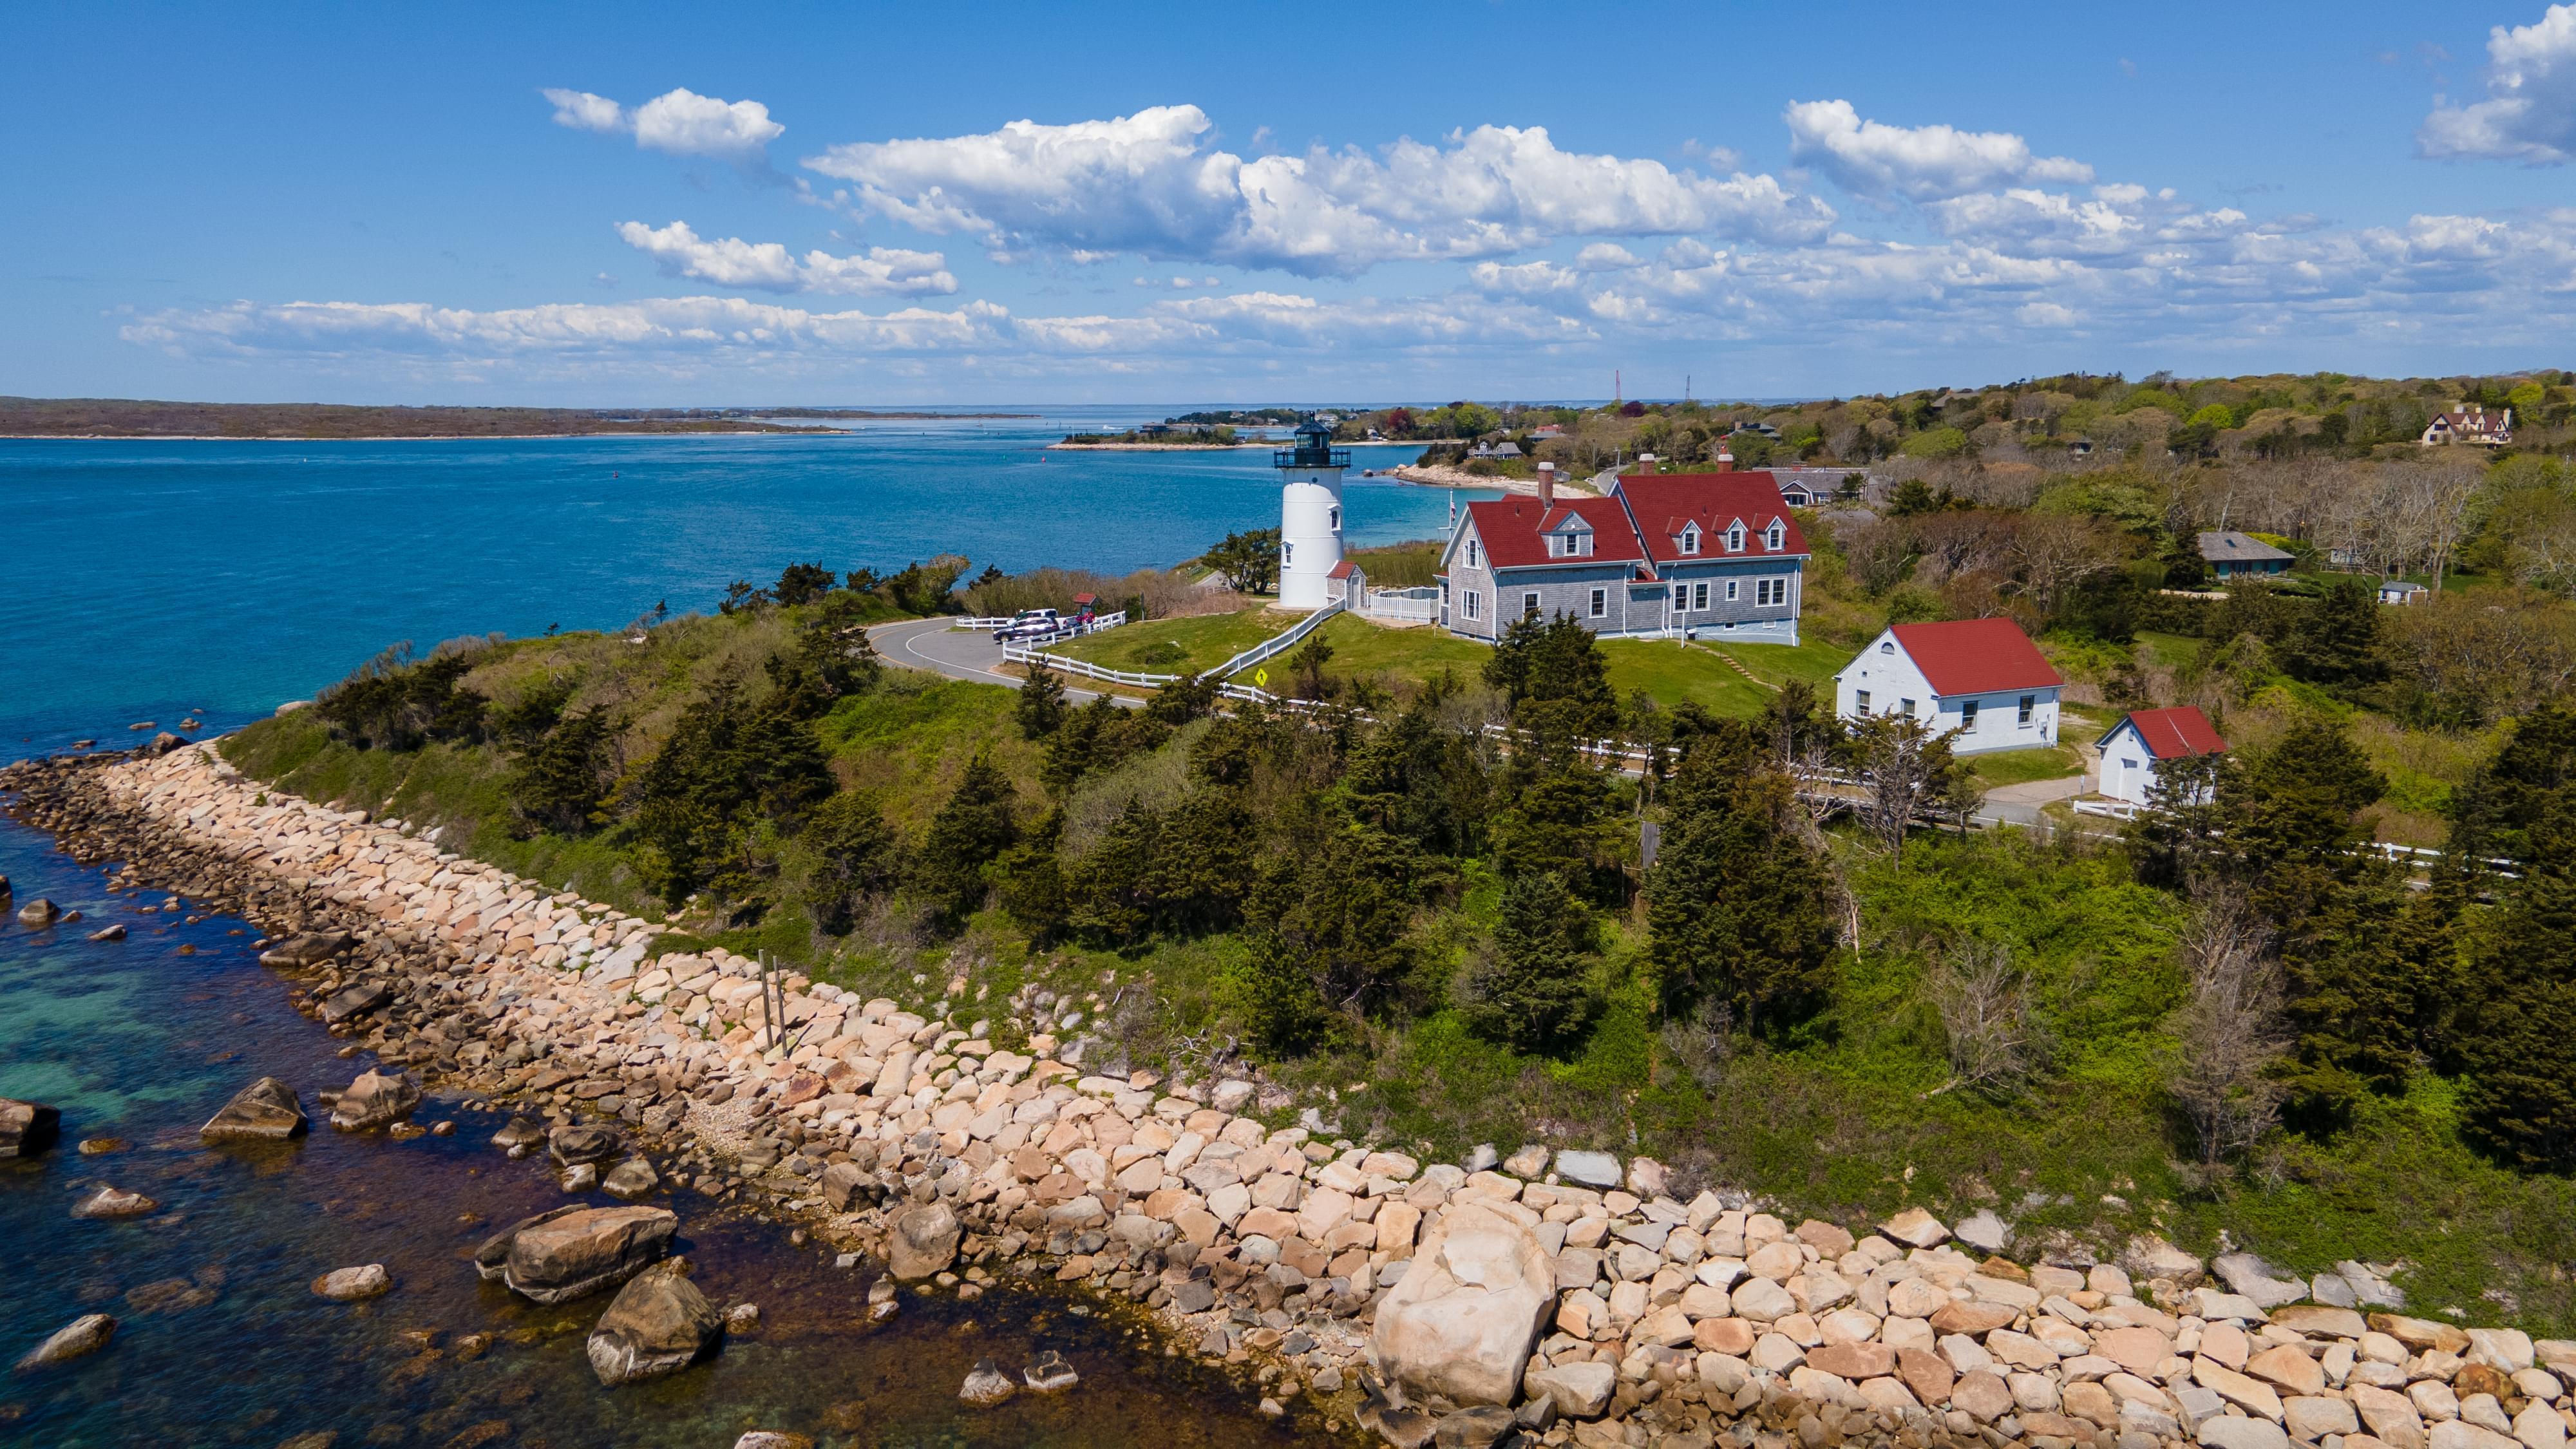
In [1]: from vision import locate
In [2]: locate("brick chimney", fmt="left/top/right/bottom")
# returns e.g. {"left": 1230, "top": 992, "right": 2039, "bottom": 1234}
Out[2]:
{"left": 1714, "top": 447, "right": 1735, "bottom": 473}
{"left": 1634, "top": 451, "right": 1657, "bottom": 475}
{"left": 1537, "top": 460, "right": 1555, "bottom": 506}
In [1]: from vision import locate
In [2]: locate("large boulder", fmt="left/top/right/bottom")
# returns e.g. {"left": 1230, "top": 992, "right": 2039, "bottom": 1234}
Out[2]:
{"left": 587, "top": 1261, "right": 723, "bottom": 1386}
{"left": 328, "top": 1069, "right": 419, "bottom": 1131}
{"left": 474, "top": 1205, "right": 584, "bottom": 1278}
{"left": 258, "top": 931, "right": 353, "bottom": 968}
{"left": 15, "top": 1313, "right": 117, "bottom": 1370}
{"left": 887, "top": 1200, "right": 961, "bottom": 1280}
{"left": 549, "top": 1123, "right": 624, "bottom": 1166}
{"left": 312, "top": 1264, "right": 392, "bottom": 1301}
{"left": 0, "top": 1097, "right": 61, "bottom": 1157}
{"left": 1370, "top": 1200, "right": 1557, "bottom": 1406}
{"left": 71, "top": 1185, "right": 159, "bottom": 1219}
{"left": 319, "top": 981, "right": 391, "bottom": 1024}
{"left": 202, "top": 1077, "right": 308, "bottom": 1142}
{"left": 16, "top": 897, "right": 61, "bottom": 927}
{"left": 500, "top": 1206, "right": 677, "bottom": 1304}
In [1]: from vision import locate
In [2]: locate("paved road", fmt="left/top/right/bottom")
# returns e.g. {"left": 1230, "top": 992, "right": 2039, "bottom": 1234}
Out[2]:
{"left": 869, "top": 617, "right": 1142, "bottom": 706}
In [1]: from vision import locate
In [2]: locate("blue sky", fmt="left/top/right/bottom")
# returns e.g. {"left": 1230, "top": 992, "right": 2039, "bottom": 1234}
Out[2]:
{"left": 8, "top": 0, "right": 2576, "bottom": 405}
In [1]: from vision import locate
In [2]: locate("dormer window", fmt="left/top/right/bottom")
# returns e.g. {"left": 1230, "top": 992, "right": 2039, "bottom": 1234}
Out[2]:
{"left": 1725, "top": 523, "right": 1746, "bottom": 553}
{"left": 1679, "top": 524, "right": 1700, "bottom": 556}
{"left": 1765, "top": 522, "right": 1784, "bottom": 550}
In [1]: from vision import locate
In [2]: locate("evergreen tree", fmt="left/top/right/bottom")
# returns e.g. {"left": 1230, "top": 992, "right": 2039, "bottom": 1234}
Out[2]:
{"left": 1244, "top": 820, "right": 1418, "bottom": 1021}
{"left": 1016, "top": 661, "right": 1068, "bottom": 740}
{"left": 507, "top": 705, "right": 615, "bottom": 836}
{"left": 1645, "top": 732, "right": 1837, "bottom": 1033}
{"left": 2280, "top": 577, "right": 2387, "bottom": 692}
{"left": 1343, "top": 698, "right": 1490, "bottom": 857}
{"left": 2445, "top": 702, "right": 2576, "bottom": 870}
{"left": 994, "top": 810, "right": 1070, "bottom": 944}
{"left": 1463, "top": 867, "right": 1595, "bottom": 1052}
{"left": 2458, "top": 797, "right": 2576, "bottom": 1169}
{"left": 802, "top": 790, "right": 895, "bottom": 934}
{"left": 626, "top": 680, "right": 830, "bottom": 907}
{"left": 916, "top": 750, "right": 1019, "bottom": 917}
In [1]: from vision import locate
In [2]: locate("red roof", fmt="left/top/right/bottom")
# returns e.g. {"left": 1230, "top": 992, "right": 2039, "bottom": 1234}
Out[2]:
{"left": 2112, "top": 706, "right": 2226, "bottom": 760}
{"left": 1887, "top": 618, "right": 2063, "bottom": 696}
{"left": 1325, "top": 560, "right": 1353, "bottom": 580}
{"left": 1611, "top": 473, "right": 1809, "bottom": 564}
{"left": 1458, "top": 495, "right": 1646, "bottom": 569}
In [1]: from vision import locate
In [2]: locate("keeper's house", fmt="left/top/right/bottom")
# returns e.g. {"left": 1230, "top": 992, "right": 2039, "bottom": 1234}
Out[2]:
{"left": 1833, "top": 618, "right": 2063, "bottom": 754}
{"left": 1437, "top": 464, "right": 1809, "bottom": 642}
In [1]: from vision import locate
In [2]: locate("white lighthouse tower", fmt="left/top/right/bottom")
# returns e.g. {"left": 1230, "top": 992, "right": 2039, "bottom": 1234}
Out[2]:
{"left": 1276, "top": 415, "right": 1347, "bottom": 611}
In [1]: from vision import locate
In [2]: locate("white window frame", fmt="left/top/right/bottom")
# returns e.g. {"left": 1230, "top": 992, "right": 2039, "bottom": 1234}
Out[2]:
{"left": 1464, "top": 591, "right": 1481, "bottom": 620}
{"left": 2018, "top": 694, "right": 2036, "bottom": 726}
{"left": 1900, "top": 698, "right": 1917, "bottom": 718}
{"left": 1522, "top": 591, "right": 1541, "bottom": 618}
{"left": 1960, "top": 700, "right": 1979, "bottom": 731}
{"left": 1466, "top": 539, "right": 1480, "bottom": 567}
{"left": 1587, "top": 587, "right": 1607, "bottom": 619}
{"left": 1680, "top": 526, "right": 1700, "bottom": 555}
{"left": 1692, "top": 582, "right": 1709, "bottom": 610}
{"left": 1725, "top": 580, "right": 1739, "bottom": 602}
{"left": 1766, "top": 522, "right": 1784, "bottom": 550}
{"left": 1855, "top": 690, "right": 1871, "bottom": 715}
{"left": 1726, "top": 523, "right": 1746, "bottom": 552}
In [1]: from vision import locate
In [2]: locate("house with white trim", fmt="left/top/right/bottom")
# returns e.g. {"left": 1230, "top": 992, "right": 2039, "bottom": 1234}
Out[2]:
{"left": 2098, "top": 705, "right": 2226, "bottom": 806}
{"left": 2422, "top": 404, "right": 2512, "bottom": 448}
{"left": 1435, "top": 463, "right": 1809, "bottom": 642}
{"left": 1833, "top": 618, "right": 2063, "bottom": 755}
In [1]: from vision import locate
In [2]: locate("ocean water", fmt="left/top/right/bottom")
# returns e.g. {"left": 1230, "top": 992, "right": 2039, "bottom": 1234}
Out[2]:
{"left": 0, "top": 413, "right": 1444, "bottom": 1446}
{"left": 0, "top": 411, "right": 1477, "bottom": 753}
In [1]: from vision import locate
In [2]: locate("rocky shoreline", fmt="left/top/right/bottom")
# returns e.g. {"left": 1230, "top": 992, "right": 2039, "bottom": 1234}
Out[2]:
{"left": 10, "top": 742, "right": 2576, "bottom": 1449}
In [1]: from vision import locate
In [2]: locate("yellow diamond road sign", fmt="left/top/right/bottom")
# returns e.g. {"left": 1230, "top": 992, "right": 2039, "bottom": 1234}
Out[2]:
{"left": 1255, "top": 668, "right": 1268, "bottom": 687}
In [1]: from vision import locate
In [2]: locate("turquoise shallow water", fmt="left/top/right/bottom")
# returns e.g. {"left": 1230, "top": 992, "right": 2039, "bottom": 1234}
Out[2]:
{"left": 0, "top": 413, "right": 1472, "bottom": 751}
{"left": 0, "top": 415, "right": 1434, "bottom": 1445}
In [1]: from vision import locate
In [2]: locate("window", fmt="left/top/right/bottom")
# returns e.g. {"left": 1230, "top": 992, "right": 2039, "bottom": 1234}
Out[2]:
{"left": 1463, "top": 591, "right": 1481, "bottom": 620}
{"left": 1283, "top": 540, "right": 1293, "bottom": 564}
{"left": 1466, "top": 540, "right": 1480, "bottom": 567}
{"left": 1522, "top": 591, "right": 1541, "bottom": 618}
{"left": 1726, "top": 524, "right": 1746, "bottom": 552}
{"left": 1329, "top": 506, "right": 1341, "bottom": 530}
{"left": 1766, "top": 522, "right": 1784, "bottom": 549}
{"left": 1855, "top": 690, "right": 1871, "bottom": 715}
{"left": 1680, "top": 525, "right": 1700, "bottom": 555}
{"left": 1900, "top": 698, "right": 1917, "bottom": 718}
{"left": 2018, "top": 694, "right": 2036, "bottom": 725}
{"left": 1960, "top": 701, "right": 1979, "bottom": 731}
{"left": 1754, "top": 578, "right": 1787, "bottom": 607}
{"left": 1725, "top": 580, "right": 1739, "bottom": 602}
{"left": 1692, "top": 582, "right": 1709, "bottom": 610}
{"left": 1588, "top": 587, "right": 1607, "bottom": 618}
{"left": 1880, "top": 641, "right": 1895, "bottom": 655}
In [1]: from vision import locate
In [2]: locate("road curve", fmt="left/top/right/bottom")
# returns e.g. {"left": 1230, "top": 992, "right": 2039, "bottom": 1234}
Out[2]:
{"left": 867, "top": 617, "right": 1141, "bottom": 707}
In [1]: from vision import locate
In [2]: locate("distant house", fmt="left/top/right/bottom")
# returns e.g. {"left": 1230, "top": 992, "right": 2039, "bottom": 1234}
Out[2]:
{"left": 1437, "top": 467, "right": 1809, "bottom": 643}
{"left": 1492, "top": 440, "right": 1524, "bottom": 459}
{"left": 1832, "top": 618, "right": 2063, "bottom": 755}
{"left": 2098, "top": 706, "right": 2226, "bottom": 807}
{"left": 1531, "top": 424, "right": 1566, "bottom": 440}
{"left": 2197, "top": 530, "right": 2294, "bottom": 580}
{"left": 1770, "top": 467, "right": 1855, "bottom": 507}
{"left": 2378, "top": 580, "right": 2429, "bottom": 605}
{"left": 2423, "top": 404, "right": 2513, "bottom": 448}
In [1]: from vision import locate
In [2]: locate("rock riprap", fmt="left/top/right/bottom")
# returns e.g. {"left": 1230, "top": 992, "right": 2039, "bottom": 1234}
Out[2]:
{"left": 26, "top": 743, "right": 2576, "bottom": 1449}
{"left": 202, "top": 1076, "right": 308, "bottom": 1141}
{"left": 489, "top": 1205, "right": 677, "bottom": 1304}
{"left": 0, "top": 1097, "right": 61, "bottom": 1158}
{"left": 586, "top": 1260, "right": 723, "bottom": 1386}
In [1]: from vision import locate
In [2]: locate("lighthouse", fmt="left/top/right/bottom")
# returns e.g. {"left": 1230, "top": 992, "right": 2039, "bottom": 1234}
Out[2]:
{"left": 1276, "top": 415, "right": 1348, "bottom": 611}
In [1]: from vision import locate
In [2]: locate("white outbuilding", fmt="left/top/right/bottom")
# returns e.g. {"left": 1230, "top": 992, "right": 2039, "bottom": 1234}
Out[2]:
{"left": 1833, "top": 618, "right": 2063, "bottom": 755}
{"left": 2097, "top": 706, "right": 2228, "bottom": 807}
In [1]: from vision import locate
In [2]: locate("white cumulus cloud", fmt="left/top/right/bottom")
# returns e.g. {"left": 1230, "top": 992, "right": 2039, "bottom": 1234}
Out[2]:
{"left": 614, "top": 220, "right": 955, "bottom": 296}
{"left": 803, "top": 104, "right": 1830, "bottom": 277}
{"left": 1785, "top": 99, "right": 2093, "bottom": 202}
{"left": 542, "top": 86, "right": 784, "bottom": 162}
{"left": 2420, "top": 4, "right": 2576, "bottom": 163}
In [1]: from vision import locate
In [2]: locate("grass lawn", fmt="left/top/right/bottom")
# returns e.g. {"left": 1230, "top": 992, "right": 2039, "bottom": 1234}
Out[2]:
{"left": 1599, "top": 639, "right": 1777, "bottom": 715}
{"left": 1968, "top": 743, "right": 2085, "bottom": 788}
{"left": 2134, "top": 630, "right": 2203, "bottom": 669}
{"left": 1051, "top": 606, "right": 1287, "bottom": 674}
{"left": 1701, "top": 635, "right": 1855, "bottom": 690}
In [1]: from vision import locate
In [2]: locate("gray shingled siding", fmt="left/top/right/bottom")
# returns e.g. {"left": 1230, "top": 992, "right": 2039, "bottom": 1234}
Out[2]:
{"left": 1447, "top": 557, "right": 1802, "bottom": 641}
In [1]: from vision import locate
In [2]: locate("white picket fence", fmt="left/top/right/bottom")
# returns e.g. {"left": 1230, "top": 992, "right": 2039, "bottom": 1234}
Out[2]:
{"left": 1212, "top": 600, "right": 1343, "bottom": 678}
{"left": 958, "top": 611, "right": 1128, "bottom": 647}
{"left": 1359, "top": 586, "right": 1441, "bottom": 623}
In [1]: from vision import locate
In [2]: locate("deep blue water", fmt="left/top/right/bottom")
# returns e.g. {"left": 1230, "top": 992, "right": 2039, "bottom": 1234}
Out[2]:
{"left": 0, "top": 410, "right": 1475, "bottom": 752}
{"left": 0, "top": 415, "right": 1435, "bottom": 1445}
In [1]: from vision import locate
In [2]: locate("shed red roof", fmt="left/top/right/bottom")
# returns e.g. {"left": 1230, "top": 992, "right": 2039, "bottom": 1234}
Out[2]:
{"left": 1459, "top": 495, "right": 1645, "bottom": 569}
{"left": 1612, "top": 473, "right": 1810, "bottom": 564}
{"left": 1325, "top": 560, "right": 1354, "bottom": 580}
{"left": 1887, "top": 618, "right": 2063, "bottom": 696}
{"left": 2113, "top": 706, "right": 2226, "bottom": 760}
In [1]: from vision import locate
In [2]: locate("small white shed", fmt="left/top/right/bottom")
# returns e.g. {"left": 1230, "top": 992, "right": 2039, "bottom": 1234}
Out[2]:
{"left": 1833, "top": 618, "right": 2064, "bottom": 755}
{"left": 2098, "top": 706, "right": 2228, "bottom": 806}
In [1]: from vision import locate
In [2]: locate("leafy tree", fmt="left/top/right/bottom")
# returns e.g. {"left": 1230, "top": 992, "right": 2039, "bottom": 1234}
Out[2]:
{"left": 1016, "top": 661, "right": 1068, "bottom": 739}
{"left": 883, "top": 554, "right": 971, "bottom": 615}
{"left": 1290, "top": 632, "right": 1336, "bottom": 700}
{"left": 1463, "top": 867, "right": 1595, "bottom": 1052}
{"left": 802, "top": 790, "right": 896, "bottom": 934}
{"left": 774, "top": 562, "right": 835, "bottom": 607}
{"left": 1204, "top": 528, "right": 1282, "bottom": 594}
{"left": 2280, "top": 578, "right": 2387, "bottom": 692}
{"left": 507, "top": 705, "right": 616, "bottom": 836}
{"left": 317, "top": 647, "right": 489, "bottom": 751}
{"left": 489, "top": 676, "right": 577, "bottom": 748}
{"left": 1645, "top": 730, "right": 1837, "bottom": 1033}
{"left": 719, "top": 580, "right": 774, "bottom": 614}
{"left": 916, "top": 750, "right": 1019, "bottom": 916}
{"left": 1888, "top": 478, "right": 1940, "bottom": 517}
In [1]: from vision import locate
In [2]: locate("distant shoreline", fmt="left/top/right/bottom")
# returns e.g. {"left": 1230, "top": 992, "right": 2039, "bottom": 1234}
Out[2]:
{"left": 0, "top": 429, "right": 852, "bottom": 442}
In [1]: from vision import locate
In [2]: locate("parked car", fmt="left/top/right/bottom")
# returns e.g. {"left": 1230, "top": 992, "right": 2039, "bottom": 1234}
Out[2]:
{"left": 993, "top": 609, "right": 1063, "bottom": 643}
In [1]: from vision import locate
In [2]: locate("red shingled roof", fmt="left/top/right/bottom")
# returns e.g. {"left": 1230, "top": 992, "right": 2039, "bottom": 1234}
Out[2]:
{"left": 1326, "top": 560, "right": 1353, "bottom": 580}
{"left": 1888, "top": 618, "right": 2063, "bottom": 696}
{"left": 2114, "top": 706, "right": 2226, "bottom": 760}
{"left": 1613, "top": 473, "right": 1810, "bottom": 564}
{"left": 1459, "top": 495, "right": 1645, "bottom": 569}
